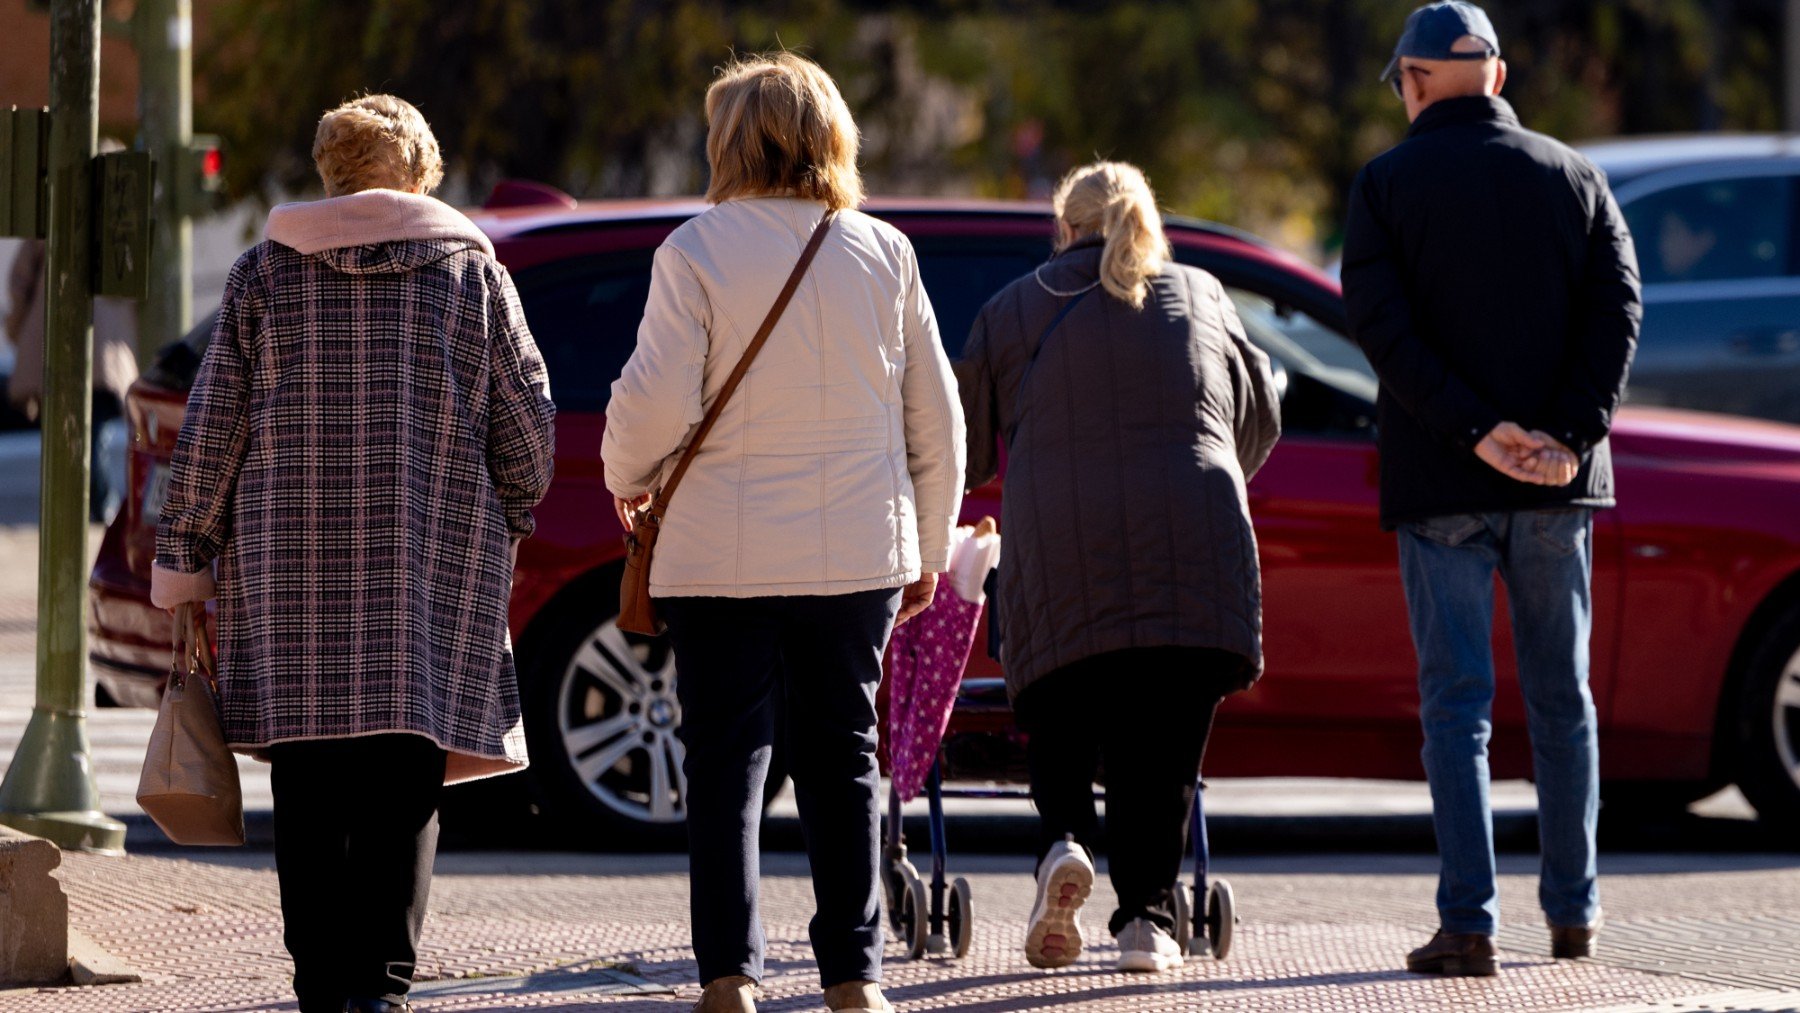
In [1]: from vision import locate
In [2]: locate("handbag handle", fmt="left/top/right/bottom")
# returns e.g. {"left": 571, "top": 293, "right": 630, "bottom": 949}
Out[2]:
{"left": 641, "top": 212, "right": 836, "bottom": 523}
{"left": 169, "top": 603, "right": 215, "bottom": 692}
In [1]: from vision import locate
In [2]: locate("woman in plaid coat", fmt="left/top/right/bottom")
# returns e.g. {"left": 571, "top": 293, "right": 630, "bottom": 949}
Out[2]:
{"left": 150, "top": 95, "right": 555, "bottom": 1013}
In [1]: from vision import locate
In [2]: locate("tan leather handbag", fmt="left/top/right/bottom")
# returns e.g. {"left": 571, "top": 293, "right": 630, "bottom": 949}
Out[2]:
{"left": 137, "top": 603, "right": 245, "bottom": 846}
{"left": 619, "top": 212, "right": 836, "bottom": 635}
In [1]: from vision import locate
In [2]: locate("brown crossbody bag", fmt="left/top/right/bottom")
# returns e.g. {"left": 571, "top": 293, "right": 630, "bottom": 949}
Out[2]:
{"left": 618, "top": 212, "right": 836, "bottom": 636}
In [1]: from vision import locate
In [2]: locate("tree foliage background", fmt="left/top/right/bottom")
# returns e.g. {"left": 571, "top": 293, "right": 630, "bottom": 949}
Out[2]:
{"left": 198, "top": 0, "right": 1786, "bottom": 254}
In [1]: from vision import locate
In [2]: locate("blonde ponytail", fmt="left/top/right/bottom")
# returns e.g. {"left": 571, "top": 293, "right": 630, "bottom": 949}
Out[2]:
{"left": 1052, "top": 161, "right": 1170, "bottom": 309}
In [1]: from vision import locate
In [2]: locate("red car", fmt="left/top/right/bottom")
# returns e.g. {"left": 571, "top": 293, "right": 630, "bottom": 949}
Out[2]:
{"left": 89, "top": 191, "right": 1800, "bottom": 844}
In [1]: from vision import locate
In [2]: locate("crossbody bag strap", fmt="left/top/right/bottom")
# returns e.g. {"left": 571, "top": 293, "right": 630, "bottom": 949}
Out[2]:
{"left": 649, "top": 211, "right": 836, "bottom": 517}
{"left": 1005, "top": 287, "right": 1093, "bottom": 445}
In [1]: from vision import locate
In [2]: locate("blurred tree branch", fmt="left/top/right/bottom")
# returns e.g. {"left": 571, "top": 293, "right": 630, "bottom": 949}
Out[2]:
{"left": 197, "top": 0, "right": 1782, "bottom": 255}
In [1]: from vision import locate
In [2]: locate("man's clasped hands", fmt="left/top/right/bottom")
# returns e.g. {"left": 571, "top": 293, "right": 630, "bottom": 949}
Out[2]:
{"left": 1475, "top": 422, "right": 1581, "bottom": 487}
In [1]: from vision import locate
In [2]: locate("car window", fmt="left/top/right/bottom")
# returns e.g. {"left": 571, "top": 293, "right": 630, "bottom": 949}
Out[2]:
{"left": 911, "top": 239, "right": 1049, "bottom": 358}
{"left": 1227, "top": 288, "right": 1377, "bottom": 397}
{"left": 1622, "top": 176, "right": 1792, "bottom": 285}
{"left": 514, "top": 253, "right": 655, "bottom": 413}
{"left": 1225, "top": 287, "right": 1377, "bottom": 437}
{"left": 514, "top": 239, "right": 1046, "bottom": 411}
{"left": 509, "top": 232, "right": 1381, "bottom": 429}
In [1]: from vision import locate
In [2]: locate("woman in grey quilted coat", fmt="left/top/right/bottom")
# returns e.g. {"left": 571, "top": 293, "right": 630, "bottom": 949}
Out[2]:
{"left": 150, "top": 95, "right": 555, "bottom": 1013}
{"left": 956, "top": 161, "right": 1281, "bottom": 976}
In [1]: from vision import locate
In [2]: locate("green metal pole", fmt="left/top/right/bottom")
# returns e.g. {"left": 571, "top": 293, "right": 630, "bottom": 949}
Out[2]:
{"left": 0, "top": 0, "right": 126, "bottom": 855}
{"left": 134, "top": 0, "right": 192, "bottom": 365}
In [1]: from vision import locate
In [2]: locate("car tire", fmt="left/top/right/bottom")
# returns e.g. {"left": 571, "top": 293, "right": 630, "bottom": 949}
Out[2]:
{"left": 516, "top": 570, "right": 786, "bottom": 849}
{"left": 1733, "top": 604, "right": 1800, "bottom": 832}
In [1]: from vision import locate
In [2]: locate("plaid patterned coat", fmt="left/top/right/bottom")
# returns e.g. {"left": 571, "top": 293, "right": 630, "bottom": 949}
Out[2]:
{"left": 153, "top": 193, "right": 556, "bottom": 784}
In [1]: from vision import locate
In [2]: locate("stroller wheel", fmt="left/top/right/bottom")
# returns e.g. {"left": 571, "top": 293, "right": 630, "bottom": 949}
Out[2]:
{"left": 899, "top": 868, "right": 930, "bottom": 960}
{"left": 885, "top": 857, "right": 920, "bottom": 935}
{"left": 1205, "top": 879, "right": 1236, "bottom": 960}
{"left": 1172, "top": 880, "right": 1204, "bottom": 956}
{"left": 948, "top": 877, "right": 974, "bottom": 959}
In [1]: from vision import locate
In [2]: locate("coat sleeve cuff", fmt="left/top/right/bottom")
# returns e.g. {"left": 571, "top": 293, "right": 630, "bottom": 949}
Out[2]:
{"left": 1451, "top": 404, "right": 1504, "bottom": 452}
{"left": 150, "top": 562, "right": 216, "bottom": 609}
{"left": 917, "top": 515, "right": 958, "bottom": 573}
{"left": 602, "top": 462, "right": 653, "bottom": 501}
{"left": 1547, "top": 391, "right": 1608, "bottom": 454}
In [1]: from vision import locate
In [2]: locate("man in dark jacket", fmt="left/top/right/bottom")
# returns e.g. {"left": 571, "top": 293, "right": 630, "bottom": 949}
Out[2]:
{"left": 1342, "top": 1, "right": 1641, "bottom": 978}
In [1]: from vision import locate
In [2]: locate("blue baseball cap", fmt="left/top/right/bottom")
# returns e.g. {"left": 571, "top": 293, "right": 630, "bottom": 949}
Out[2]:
{"left": 1381, "top": 2, "right": 1501, "bottom": 83}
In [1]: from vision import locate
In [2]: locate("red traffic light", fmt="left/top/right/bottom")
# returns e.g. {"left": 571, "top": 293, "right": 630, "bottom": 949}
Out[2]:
{"left": 180, "top": 136, "right": 227, "bottom": 211}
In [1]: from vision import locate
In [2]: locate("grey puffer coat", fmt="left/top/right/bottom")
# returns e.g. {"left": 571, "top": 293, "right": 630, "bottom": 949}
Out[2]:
{"left": 955, "top": 238, "right": 1282, "bottom": 701}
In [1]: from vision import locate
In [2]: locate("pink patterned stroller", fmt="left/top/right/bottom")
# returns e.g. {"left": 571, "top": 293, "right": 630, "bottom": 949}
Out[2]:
{"left": 882, "top": 519, "right": 999, "bottom": 960}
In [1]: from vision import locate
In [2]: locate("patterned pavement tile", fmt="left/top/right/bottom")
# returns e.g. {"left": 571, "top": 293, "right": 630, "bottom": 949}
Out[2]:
{"left": 6, "top": 849, "right": 1795, "bottom": 1012}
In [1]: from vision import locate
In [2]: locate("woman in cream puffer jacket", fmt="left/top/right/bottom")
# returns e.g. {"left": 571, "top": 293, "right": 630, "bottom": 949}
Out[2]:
{"left": 600, "top": 54, "right": 963, "bottom": 1013}
{"left": 601, "top": 194, "right": 964, "bottom": 595}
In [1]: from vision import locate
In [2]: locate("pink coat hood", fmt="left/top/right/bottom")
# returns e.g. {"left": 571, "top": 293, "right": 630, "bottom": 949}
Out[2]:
{"left": 265, "top": 189, "right": 494, "bottom": 258}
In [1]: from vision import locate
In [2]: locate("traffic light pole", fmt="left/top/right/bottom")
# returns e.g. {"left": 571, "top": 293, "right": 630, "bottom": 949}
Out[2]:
{"left": 133, "top": 0, "right": 193, "bottom": 363}
{"left": 0, "top": 0, "right": 127, "bottom": 854}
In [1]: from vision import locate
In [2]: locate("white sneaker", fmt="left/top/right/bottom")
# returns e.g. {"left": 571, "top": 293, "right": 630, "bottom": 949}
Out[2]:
{"left": 1114, "top": 917, "right": 1184, "bottom": 973}
{"left": 1024, "top": 834, "right": 1095, "bottom": 969}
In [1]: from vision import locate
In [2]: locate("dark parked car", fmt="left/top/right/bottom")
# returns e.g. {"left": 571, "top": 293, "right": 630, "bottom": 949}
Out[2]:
{"left": 90, "top": 190, "right": 1800, "bottom": 845}
{"left": 1581, "top": 134, "right": 1800, "bottom": 422}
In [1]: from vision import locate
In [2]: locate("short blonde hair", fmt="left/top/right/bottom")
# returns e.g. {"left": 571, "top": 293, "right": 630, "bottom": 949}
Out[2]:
{"left": 312, "top": 94, "right": 445, "bottom": 198}
{"left": 704, "top": 53, "right": 863, "bottom": 210}
{"left": 1053, "top": 161, "right": 1171, "bottom": 310}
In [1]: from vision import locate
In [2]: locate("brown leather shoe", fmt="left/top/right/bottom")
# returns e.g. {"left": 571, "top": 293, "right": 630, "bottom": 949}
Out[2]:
{"left": 1406, "top": 929, "right": 1498, "bottom": 977}
{"left": 695, "top": 975, "right": 757, "bottom": 1013}
{"left": 1551, "top": 913, "right": 1603, "bottom": 959}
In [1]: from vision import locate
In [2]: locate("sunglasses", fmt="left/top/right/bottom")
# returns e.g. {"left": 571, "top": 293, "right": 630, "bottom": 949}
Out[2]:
{"left": 1390, "top": 46, "right": 1497, "bottom": 99}
{"left": 1390, "top": 65, "right": 1432, "bottom": 99}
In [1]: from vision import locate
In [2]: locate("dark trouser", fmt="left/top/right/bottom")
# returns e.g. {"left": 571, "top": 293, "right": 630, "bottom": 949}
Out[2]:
{"left": 269, "top": 733, "right": 447, "bottom": 1013}
{"left": 1014, "top": 646, "right": 1241, "bottom": 936}
{"left": 659, "top": 588, "right": 901, "bottom": 990}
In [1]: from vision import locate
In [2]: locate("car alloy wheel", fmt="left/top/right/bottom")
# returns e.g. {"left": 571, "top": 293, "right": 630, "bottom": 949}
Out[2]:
{"left": 1771, "top": 644, "right": 1800, "bottom": 797}
{"left": 1733, "top": 604, "right": 1800, "bottom": 832}
{"left": 555, "top": 617, "right": 687, "bottom": 825}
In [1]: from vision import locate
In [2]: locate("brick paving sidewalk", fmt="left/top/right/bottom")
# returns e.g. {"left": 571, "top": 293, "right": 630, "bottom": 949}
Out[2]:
{"left": 5, "top": 849, "right": 1799, "bottom": 1012}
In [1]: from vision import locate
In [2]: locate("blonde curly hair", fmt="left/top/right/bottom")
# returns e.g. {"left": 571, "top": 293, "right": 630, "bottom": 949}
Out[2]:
{"left": 312, "top": 94, "right": 445, "bottom": 198}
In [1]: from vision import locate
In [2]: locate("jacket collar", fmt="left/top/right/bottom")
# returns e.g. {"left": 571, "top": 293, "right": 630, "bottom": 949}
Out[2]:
{"left": 1407, "top": 94, "right": 1519, "bottom": 138}
{"left": 266, "top": 189, "right": 495, "bottom": 257}
{"left": 1057, "top": 234, "right": 1106, "bottom": 255}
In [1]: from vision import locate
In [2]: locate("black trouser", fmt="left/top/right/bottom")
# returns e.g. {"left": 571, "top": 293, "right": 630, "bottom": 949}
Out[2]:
{"left": 269, "top": 733, "right": 447, "bottom": 1013}
{"left": 659, "top": 588, "right": 901, "bottom": 989}
{"left": 1014, "top": 646, "right": 1241, "bottom": 936}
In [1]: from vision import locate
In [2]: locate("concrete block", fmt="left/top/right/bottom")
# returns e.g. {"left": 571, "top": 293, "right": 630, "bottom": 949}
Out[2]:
{"left": 67, "top": 928, "right": 138, "bottom": 986}
{"left": 0, "top": 825, "right": 68, "bottom": 986}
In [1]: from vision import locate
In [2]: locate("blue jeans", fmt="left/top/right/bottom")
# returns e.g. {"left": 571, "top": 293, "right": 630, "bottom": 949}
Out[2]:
{"left": 1397, "top": 509, "right": 1600, "bottom": 936}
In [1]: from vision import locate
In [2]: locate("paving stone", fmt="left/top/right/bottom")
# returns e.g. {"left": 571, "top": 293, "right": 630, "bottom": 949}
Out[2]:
{"left": 5, "top": 849, "right": 1794, "bottom": 1012}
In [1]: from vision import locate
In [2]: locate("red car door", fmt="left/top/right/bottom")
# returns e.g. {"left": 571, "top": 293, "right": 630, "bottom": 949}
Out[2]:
{"left": 1207, "top": 281, "right": 1424, "bottom": 777}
